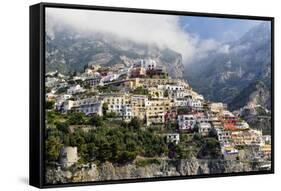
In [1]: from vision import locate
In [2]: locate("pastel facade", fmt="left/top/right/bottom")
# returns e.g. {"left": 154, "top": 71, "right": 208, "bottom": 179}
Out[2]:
{"left": 177, "top": 114, "right": 196, "bottom": 130}
{"left": 103, "top": 94, "right": 130, "bottom": 117}
{"left": 146, "top": 98, "right": 172, "bottom": 125}
{"left": 131, "top": 95, "right": 148, "bottom": 120}
{"left": 198, "top": 122, "right": 212, "bottom": 136}
{"left": 231, "top": 129, "right": 263, "bottom": 146}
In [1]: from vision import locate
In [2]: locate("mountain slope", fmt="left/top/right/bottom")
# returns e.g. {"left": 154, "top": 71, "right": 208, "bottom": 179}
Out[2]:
{"left": 229, "top": 80, "right": 271, "bottom": 111}
{"left": 184, "top": 22, "right": 271, "bottom": 110}
{"left": 46, "top": 27, "right": 184, "bottom": 78}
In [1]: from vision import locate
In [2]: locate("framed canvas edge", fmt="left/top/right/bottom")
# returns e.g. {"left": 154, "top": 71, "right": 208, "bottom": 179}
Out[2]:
{"left": 29, "top": 2, "right": 275, "bottom": 189}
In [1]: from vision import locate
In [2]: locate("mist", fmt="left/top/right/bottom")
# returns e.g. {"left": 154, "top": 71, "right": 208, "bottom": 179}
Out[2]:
{"left": 47, "top": 8, "right": 205, "bottom": 62}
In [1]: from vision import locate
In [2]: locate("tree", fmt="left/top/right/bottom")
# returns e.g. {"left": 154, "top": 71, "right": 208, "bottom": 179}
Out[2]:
{"left": 56, "top": 122, "right": 69, "bottom": 134}
{"left": 89, "top": 115, "right": 104, "bottom": 127}
{"left": 45, "top": 135, "right": 63, "bottom": 162}
{"left": 102, "top": 103, "right": 108, "bottom": 116}
{"left": 128, "top": 117, "right": 141, "bottom": 130}
{"left": 67, "top": 112, "right": 86, "bottom": 125}
{"left": 46, "top": 100, "right": 55, "bottom": 110}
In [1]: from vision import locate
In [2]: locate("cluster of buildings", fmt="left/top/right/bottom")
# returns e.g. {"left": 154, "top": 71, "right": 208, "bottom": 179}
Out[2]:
{"left": 46, "top": 58, "right": 271, "bottom": 164}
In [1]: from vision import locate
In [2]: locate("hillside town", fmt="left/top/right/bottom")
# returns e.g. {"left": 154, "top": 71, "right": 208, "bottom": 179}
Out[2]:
{"left": 45, "top": 58, "right": 271, "bottom": 171}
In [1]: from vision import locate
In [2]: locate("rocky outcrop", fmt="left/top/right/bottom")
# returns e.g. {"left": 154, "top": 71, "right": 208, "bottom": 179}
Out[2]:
{"left": 184, "top": 23, "right": 271, "bottom": 105}
{"left": 45, "top": 158, "right": 266, "bottom": 184}
{"left": 229, "top": 80, "right": 271, "bottom": 111}
{"left": 46, "top": 28, "right": 185, "bottom": 78}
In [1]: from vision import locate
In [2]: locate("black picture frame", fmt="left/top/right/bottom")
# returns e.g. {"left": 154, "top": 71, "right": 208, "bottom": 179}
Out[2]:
{"left": 30, "top": 2, "right": 274, "bottom": 188}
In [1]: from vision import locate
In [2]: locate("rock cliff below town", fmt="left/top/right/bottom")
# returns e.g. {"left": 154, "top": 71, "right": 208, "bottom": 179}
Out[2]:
{"left": 45, "top": 158, "right": 267, "bottom": 184}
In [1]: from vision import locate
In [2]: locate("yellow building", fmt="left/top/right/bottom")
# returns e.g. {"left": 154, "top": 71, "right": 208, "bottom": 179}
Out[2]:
{"left": 260, "top": 144, "right": 271, "bottom": 158}
{"left": 130, "top": 95, "right": 148, "bottom": 120}
{"left": 138, "top": 78, "right": 179, "bottom": 88}
{"left": 146, "top": 98, "right": 173, "bottom": 125}
{"left": 148, "top": 87, "right": 164, "bottom": 98}
{"left": 231, "top": 129, "right": 263, "bottom": 146}
{"left": 123, "top": 78, "right": 142, "bottom": 90}
{"left": 101, "top": 93, "right": 131, "bottom": 116}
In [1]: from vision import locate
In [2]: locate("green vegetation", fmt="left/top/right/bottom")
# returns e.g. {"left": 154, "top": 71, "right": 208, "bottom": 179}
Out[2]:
{"left": 45, "top": 110, "right": 224, "bottom": 166}
{"left": 131, "top": 87, "right": 149, "bottom": 95}
{"left": 46, "top": 100, "right": 55, "bottom": 110}
{"left": 198, "top": 138, "right": 221, "bottom": 159}
{"left": 45, "top": 112, "right": 168, "bottom": 165}
{"left": 135, "top": 158, "right": 161, "bottom": 167}
{"left": 97, "top": 85, "right": 119, "bottom": 93}
{"left": 102, "top": 103, "right": 108, "bottom": 116}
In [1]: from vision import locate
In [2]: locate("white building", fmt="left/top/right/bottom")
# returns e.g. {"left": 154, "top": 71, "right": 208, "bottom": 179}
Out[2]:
{"left": 215, "top": 128, "right": 232, "bottom": 144}
{"left": 55, "top": 94, "right": 72, "bottom": 110}
{"left": 74, "top": 102, "right": 103, "bottom": 116}
{"left": 178, "top": 114, "right": 196, "bottom": 130}
{"left": 159, "top": 84, "right": 185, "bottom": 91}
{"left": 166, "top": 133, "right": 180, "bottom": 145}
{"left": 188, "top": 99, "right": 202, "bottom": 108}
{"left": 67, "top": 84, "right": 85, "bottom": 95}
{"left": 174, "top": 98, "right": 191, "bottom": 107}
{"left": 72, "top": 97, "right": 103, "bottom": 116}
{"left": 136, "top": 59, "right": 157, "bottom": 70}
{"left": 85, "top": 73, "right": 102, "bottom": 86}
{"left": 101, "top": 73, "right": 119, "bottom": 83}
{"left": 122, "top": 105, "right": 133, "bottom": 121}
{"left": 198, "top": 122, "right": 212, "bottom": 136}
{"left": 62, "top": 100, "right": 75, "bottom": 113}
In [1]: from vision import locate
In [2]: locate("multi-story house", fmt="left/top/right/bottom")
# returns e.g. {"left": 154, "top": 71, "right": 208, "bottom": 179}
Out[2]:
{"left": 62, "top": 100, "right": 75, "bottom": 113}
{"left": 148, "top": 87, "right": 164, "bottom": 98}
{"left": 84, "top": 74, "right": 102, "bottom": 87}
{"left": 215, "top": 128, "right": 232, "bottom": 144}
{"left": 138, "top": 78, "right": 179, "bottom": 88}
{"left": 100, "top": 72, "right": 119, "bottom": 84}
{"left": 177, "top": 114, "right": 196, "bottom": 131}
{"left": 173, "top": 98, "right": 191, "bottom": 107}
{"left": 220, "top": 110, "right": 237, "bottom": 131}
{"left": 55, "top": 94, "right": 72, "bottom": 111}
{"left": 198, "top": 122, "right": 212, "bottom": 136}
{"left": 188, "top": 99, "right": 203, "bottom": 109}
{"left": 146, "top": 98, "right": 172, "bottom": 125}
{"left": 131, "top": 95, "right": 148, "bottom": 121}
{"left": 71, "top": 97, "right": 104, "bottom": 116}
{"left": 134, "top": 58, "right": 157, "bottom": 70}
{"left": 122, "top": 104, "right": 133, "bottom": 121}
{"left": 231, "top": 129, "right": 263, "bottom": 146}
{"left": 166, "top": 133, "right": 180, "bottom": 145}
{"left": 102, "top": 94, "right": 130, "bottom": 117}
{"left": 164, "top": 110, "right": 178, "bottom": 125}
{"left": 67, "top": 84, "right": 85, "bottom": 95}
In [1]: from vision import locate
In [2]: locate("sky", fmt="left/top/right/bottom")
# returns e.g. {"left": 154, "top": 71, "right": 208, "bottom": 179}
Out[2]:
{"left": 179, "top": 16, "right": 262, "bottom": 43}
{"left": 46, "top": 8, "right": 268, "bottom": 64}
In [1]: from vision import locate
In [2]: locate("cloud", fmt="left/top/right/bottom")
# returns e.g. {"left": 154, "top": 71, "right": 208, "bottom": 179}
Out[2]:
{"left": 46, "top": 8, "right": 198, "bottom": 61}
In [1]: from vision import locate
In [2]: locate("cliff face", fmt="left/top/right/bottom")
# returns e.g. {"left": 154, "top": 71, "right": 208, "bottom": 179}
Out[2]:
{"left": 45, "top": 158, "right": 266, "bottom": 184}
{"left": 229, "top": 80, "right": 271, "bottom": 111}
{"left": 46, "top": 27, "right": 185, "bottom": 78}
{"left": 184, "top": 23, "right": 271, "bottom": 106}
